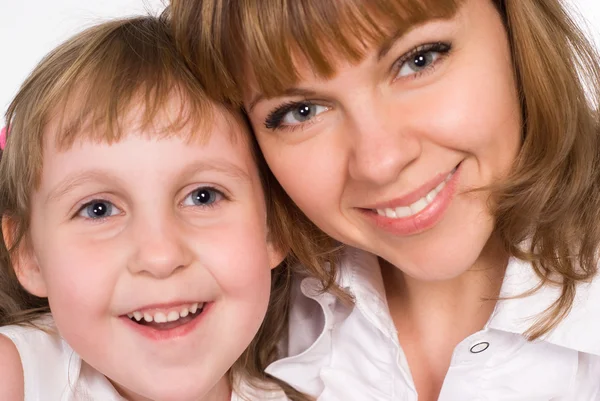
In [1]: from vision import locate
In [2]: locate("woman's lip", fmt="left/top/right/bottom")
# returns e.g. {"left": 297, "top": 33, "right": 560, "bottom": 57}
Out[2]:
{"left": 363, "top": 166, "right": 459, "bottom": 210}
{"left": 362, "top": 163, "right": 461, "bottom": 236}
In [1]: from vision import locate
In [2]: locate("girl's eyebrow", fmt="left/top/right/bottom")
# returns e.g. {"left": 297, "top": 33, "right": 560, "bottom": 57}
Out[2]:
{"left": 46, "top": 160, "right": 251, "bottom": 203}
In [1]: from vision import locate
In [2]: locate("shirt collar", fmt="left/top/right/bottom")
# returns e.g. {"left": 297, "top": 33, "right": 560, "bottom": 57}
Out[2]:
{"left": 487, "top": 256, "right": 600, "bottom": 356}
{"left": 321, "top": 248, "right": 600, "bottom": 356}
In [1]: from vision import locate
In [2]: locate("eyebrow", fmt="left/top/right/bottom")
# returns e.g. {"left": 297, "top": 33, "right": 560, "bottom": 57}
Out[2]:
{"left": 247, "top": 19, "right": 441, "bottom": 110}
{"left": 378, "top": 26, "right": 412, "bottom": 61}
{"left": 247, "top": 88, "right": 319, "bottom": 112}
{"left": 46, "top": 160, "right": 252, "bottom": 203}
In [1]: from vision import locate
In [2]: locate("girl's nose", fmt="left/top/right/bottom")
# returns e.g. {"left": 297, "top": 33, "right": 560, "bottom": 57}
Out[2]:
{"left": 127, "top": 214, "right": 192, "bottom": 279}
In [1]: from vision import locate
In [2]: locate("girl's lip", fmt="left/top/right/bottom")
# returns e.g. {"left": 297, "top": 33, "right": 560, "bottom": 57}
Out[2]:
{"left": 362, "top": 163, "right": 461, "bottom": 236}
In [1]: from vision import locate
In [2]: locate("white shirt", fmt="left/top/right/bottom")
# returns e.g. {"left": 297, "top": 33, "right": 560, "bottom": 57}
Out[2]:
{"left": 266, "top": 247, "right": 600, "bottom": 400}
{"left": 0, "top": 318, "right": 287, "bottom": 401}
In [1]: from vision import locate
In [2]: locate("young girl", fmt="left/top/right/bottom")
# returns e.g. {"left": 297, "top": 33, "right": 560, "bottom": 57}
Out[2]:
{"left": 0, "top": 14, "right": 337, "bottom": 401}
{"left": 170, "top": 0, "right": 600, "bottom": 400}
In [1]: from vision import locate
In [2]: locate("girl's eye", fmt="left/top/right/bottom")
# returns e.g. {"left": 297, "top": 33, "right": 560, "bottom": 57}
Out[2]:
{"left": 265, "top": 102, "right": 328, "bottom": 129}
{"left": 78, "top": 200, "right": 121, "bottom": 219}
{"left": 182, "top": 187, "right": 223, "bottom": 207}
{"left": 396, "top": 42, "right": 451, "bottom": 79}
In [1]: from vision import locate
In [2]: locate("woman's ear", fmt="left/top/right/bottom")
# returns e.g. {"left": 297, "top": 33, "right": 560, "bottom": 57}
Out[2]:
{"left": 1, "top": 216, "right": 47, "bottom": 298}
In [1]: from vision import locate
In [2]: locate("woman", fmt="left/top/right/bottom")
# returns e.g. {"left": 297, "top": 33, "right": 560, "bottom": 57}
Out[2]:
{"left": 170, "top": 0, "right": 600, "bottom": 399}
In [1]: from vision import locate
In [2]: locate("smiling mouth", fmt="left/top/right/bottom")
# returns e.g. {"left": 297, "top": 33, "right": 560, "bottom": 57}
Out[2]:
{"left": 126, "top": 302, "right": 205, "bottom": 331}
{"left": 372, "top": 167, "right": 457, "bottom": 219}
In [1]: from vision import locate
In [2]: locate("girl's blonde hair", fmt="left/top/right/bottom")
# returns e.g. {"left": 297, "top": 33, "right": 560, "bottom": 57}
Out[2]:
{"left": 170, "top": 0, "right": 600, "bottom": 339}
{"left": 0, "top": 14, "right": 340, "bottom": 401}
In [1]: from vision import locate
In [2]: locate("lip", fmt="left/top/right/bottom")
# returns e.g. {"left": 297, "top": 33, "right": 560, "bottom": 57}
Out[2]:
{"left": 362, "top": 163, "right": 461, "bottom": 236}
{"left": 121, "top": 302, "right": 212, "bottom": 341}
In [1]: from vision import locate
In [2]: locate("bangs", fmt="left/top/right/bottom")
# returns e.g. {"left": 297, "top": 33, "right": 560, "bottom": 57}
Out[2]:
{"left": 173, "top": 0, "right": 462, "bottom": 103}
{"left": 46, "top": 17, "right": 215, "bottom": 150}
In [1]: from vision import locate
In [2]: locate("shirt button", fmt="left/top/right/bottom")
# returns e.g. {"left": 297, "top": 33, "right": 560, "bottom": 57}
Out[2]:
{"left": 470, "top": 341, "right": 490, "bottom": 354}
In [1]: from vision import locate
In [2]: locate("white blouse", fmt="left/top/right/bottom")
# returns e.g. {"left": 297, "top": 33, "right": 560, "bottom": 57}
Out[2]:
{"left": 266, "top": 247, "right": 600, "bottom": 400}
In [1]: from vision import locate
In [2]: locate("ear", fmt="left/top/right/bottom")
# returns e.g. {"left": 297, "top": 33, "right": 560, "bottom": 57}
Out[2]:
{"left": 1, "top": 216, "right": 47, "bottom": 298}
{"left": 266, "top": 235, "right": 287, "bottom": 270}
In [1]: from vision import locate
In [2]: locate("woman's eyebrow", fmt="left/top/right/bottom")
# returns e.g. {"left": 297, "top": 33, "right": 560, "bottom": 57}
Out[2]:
{"left": 378, "top": 26, "right": 414, "bottom": 61}
{"left": 248, "top": 88, "right": 319, "bottom": 112}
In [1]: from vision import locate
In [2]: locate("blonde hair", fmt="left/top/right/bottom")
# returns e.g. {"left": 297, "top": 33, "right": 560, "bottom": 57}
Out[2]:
{"left": 0, "top": 14, "right": 340, "bottom": 400}
{"left": 170, "top": 0, "right": 600, "bottom": 339}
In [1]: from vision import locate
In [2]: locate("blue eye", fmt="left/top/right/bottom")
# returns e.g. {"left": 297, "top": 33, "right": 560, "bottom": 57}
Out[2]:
{"left": 396, "top": 42, "right": 452, "bottom": 78}
{"left": 183, "top": 187, "right": 223, "bottom": 207}
{"left": 265, "top": 102, "right": 329, "bottom": 129}
{"left": 78, "top": 200, "right": 121, "bottom": 219}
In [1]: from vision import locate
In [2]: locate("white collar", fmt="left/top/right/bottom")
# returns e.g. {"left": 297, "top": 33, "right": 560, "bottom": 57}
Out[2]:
{"left": 315, "top": 247, "right": 600, "bottom": 356}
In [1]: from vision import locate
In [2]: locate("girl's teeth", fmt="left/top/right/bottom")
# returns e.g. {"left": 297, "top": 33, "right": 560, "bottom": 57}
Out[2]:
{"left": 167, "top": 311, "right": 180, "bottom": 322}
{"left": 154, "top": 312, "right": 167, "bottom": 323}
{"left": 374, "top": 169, "right": 455, "bottom": 219}
{"left": 128, "top": 303, "right": 205, "bottom": 324}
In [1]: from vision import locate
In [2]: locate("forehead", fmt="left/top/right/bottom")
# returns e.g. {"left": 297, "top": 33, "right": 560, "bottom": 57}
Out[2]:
{"left": 44, "top": 89, "right": 247, "bottom": 152}
{"left": 236, "top": 0, "right": 463, "bottom": 97}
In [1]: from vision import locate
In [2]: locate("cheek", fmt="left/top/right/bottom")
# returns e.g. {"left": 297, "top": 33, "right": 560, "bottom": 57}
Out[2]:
{"left": 259, "top": 135, "right": 344, "bottom": 224}
{"left": 203, "top": 215, "right": 273, "bottom": 299}
{"left": 417, "top": 62, "right": 522, "bottom": 170}
{"left": 32, "top": 229, "right": 122, "bottom": 319}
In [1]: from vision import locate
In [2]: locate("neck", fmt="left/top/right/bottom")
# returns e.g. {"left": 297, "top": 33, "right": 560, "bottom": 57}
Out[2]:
{"left": 204, "top": 376, "right": 232, "bottom": 401}
{"left": 381, "top": 233, "right": 508, "bottom": 398}
{"left": 382, "top": 232, "right": 507, "bottom": 335}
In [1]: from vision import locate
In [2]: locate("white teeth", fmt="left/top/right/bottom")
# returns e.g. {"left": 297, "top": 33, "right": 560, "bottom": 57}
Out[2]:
{"left": 410, "top": 198, "right": 428, "bottom": 214}
{"left": 154, "top": 312, "right": 167, "bottom": 323}
{"left": 128, "top": 303, "right": 205, "bottom": 324}
{"left": 374, "top": 169, "right": 455, "bottom": 219}
{"left": 395, "top": 206, "right": 412, "bottom": 218}
{"left": 167, "top": 311, "right": 180, "bottom": 322}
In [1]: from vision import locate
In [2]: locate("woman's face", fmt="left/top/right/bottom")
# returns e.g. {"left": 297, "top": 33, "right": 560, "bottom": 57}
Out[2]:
{"left": 245, "top": 0, "right": 521, "bottom": 280}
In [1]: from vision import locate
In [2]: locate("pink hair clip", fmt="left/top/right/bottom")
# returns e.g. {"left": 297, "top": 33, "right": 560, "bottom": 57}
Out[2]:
{"left": 0, "top": 126, "right": 6, "bottom": 150}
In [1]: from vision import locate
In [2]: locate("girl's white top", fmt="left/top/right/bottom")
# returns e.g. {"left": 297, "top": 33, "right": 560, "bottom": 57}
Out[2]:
{"left": 266, "top": 247, "right": 600, "bottom": 401}
{"left": 0, "top": 319, "right": 287, "bottom": 401}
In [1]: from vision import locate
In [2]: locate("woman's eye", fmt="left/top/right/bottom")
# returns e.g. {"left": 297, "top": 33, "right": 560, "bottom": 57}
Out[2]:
{"left": 282, "top": 103, "right": 328, "bottom": 125}
{"left": 396, "top": 43, "right": 451, "bottom": 79}
{"left": 78, "top": 200, "right": 121, "bottom": 219}
{"left": 265, "top": 102, "right": 328, "bottom": 129}
{"left": 182, "top": 187, "right": 223, "bottom": 207}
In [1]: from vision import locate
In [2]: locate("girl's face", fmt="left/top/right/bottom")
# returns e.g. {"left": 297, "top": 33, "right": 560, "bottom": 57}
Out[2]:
{"left": 246, "top": 0, "right": 521, "bottom": 280}
{"left": 19, "top": 106, "right": 282, "bottom": 400}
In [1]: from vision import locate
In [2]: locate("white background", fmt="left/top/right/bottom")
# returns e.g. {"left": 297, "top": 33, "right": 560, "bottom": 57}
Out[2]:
{"left": 0, "top": 0, "right": 599, "bottom": 116}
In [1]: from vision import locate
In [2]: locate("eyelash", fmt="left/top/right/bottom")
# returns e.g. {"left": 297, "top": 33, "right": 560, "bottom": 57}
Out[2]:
{"left": 263, "top": 41, "right": 452, "bottom": 131}
{"left": 392, "top": 41, "right": 452, "bottom": 81}
{"left": 264, "top": 101, "right": 318, "bottom": 131}
{"left": 73, "top": 186, "right": 228, "bottom": 221}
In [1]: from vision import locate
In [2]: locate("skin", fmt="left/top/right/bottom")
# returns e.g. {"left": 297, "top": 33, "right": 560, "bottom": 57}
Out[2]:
{"left": 245, "top": 1, "right": 521, "bottom": 399}
{"left": 5, "top": 104, "right": 283, "bottom": 401}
